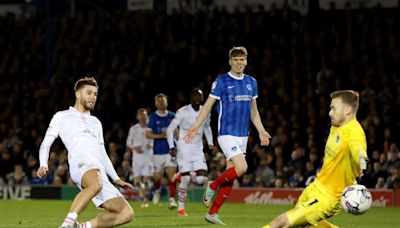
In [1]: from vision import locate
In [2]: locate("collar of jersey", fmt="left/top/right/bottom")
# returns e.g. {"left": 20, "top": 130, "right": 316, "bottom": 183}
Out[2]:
{"left": 69, "top": 106, "right": 91, "bottom": 116}
{"left": 228, "top": 72, "right": 245, "bottom": 80}
{"left": 155, "top": 110, "right": 169, "bottom": 117}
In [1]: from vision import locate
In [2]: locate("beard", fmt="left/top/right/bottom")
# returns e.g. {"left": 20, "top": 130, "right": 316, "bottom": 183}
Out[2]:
{"left": 82, "top": 100, "right": 95, "bottom": 111}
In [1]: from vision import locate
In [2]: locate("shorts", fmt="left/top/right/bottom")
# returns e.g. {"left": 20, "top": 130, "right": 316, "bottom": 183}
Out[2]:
{"left": 177, "top": 143, "right": 207, "bottom": 173}
{"left": 133, "top": 153, "right": 154, "bottom": 177}
{"left": 70, "top": 162, "right": 123, "bottom": 207}
{"left": 217, "top": 135, "right": 248, "bottom": 160}
{"left": 153, "top": 154, "right": 177, "bottom": 173}
{"left": 287, "top": 180, "right": 341, "bottom": 227}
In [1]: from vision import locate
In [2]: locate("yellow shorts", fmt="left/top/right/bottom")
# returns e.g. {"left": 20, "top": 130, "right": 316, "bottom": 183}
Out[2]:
{"left": 287, "top": 181, "right": 341, "bottom": 227}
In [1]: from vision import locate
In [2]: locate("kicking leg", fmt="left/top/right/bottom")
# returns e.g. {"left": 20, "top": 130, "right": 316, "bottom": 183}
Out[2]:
{"left": 60, "top": 169, "right": 102, "bottom": 227}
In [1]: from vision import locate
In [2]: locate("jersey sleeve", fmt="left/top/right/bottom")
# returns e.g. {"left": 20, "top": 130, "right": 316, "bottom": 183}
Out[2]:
{"left": 98, "top": 121, "right": 119, "bottom": 181}
{"left": 126, "top": 126, "right": 135, "bottom": 149}
{"left": 348, "top": 131, "right": 368, "bottom": 175}
{"left": 46, "top": 112, "right": 62, "bottom": 137}
{"left": 252, "top": 78, "right": 258, "bottom": 98}
{"left": 167, "top": 111, "right": 181, "bottom": 149}
{"left": 209, "top": 77, "right": 223, "bottom": 100}
{"left": 39, "top": 112, "right": 62, "bottom": 167}
{"left": 147, "top": 114, "right": 155, "bottom": 132}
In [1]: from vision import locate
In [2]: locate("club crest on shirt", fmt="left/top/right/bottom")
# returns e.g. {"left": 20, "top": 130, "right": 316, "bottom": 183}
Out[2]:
{"left": 246, "top": 84, "right": 252, "bottom": 91}
{"left": 231, "top": 146, "right": 237, "bottom": 151}
{"left": 336, "top": 135, "right": 340, "bottom": 143}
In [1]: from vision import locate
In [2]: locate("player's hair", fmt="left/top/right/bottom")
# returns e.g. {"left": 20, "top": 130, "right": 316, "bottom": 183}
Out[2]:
{"left": 229, "top": 46, "right": 248, "bottom": 59}
{"left": 154, "top": 93, "right": 167, "bottom": 101}
{"left": 74, "top": 77, "right": 98, "bottom": 92}
{"left": 191, "top": 88, "right": 203, "bottom": 95}
{"left": 137, "top": 108, "right": 147, "bottom": 115}
{"left": 330, "top": 90, "right": 360, "bottom": 112}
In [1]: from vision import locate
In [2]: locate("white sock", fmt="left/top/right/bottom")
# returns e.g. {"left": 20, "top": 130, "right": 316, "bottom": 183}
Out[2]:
{"left": 62, "top": 212, "right": 78, "bottom": 226}
{"left": 178, "top": 175, "right": 190, "bottom": 210}
{"left": 80, "top": 221, "right": 92, "bottom": 228}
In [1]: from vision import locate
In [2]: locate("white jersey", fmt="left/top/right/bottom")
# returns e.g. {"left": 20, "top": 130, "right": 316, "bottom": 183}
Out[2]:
{"left": 39, "top": 106, "right": 119, "bottom": 181}
{"left": 167, "top": 104, "right": 213, "bottom": 149}
{"left": 126, "top": 123, "right": 153, "bottom": 155}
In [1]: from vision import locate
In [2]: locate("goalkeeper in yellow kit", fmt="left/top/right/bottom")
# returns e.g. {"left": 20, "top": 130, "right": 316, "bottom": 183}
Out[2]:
{"left": 264, "top": 90, "right": 369, "bottom": 228}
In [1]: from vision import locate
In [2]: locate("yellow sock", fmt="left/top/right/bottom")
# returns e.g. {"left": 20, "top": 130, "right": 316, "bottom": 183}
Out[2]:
{"left": 313, "top": 220, "right": 338, "bottom": 228}
{"left": 262, "top": 225, "right": 271, "bottom": 228}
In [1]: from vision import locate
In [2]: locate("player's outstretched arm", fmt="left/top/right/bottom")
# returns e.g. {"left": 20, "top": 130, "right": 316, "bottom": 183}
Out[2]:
{"left": 100, "top": 145, "right": 120, "bottom": 182}
{"left": 167, "top": 117, "right": 180, "bottom": 149}
{"left": 250, "top": 98, "right": 271, "bottom": 146}
{"left": 185, "top": 96, "right": 216, "bottom": 143}
{"left": 114, "top": 179, "right": 135, "bottom": 192}
{"left": 37, "top": 134, "right": 57, "bottom": 177}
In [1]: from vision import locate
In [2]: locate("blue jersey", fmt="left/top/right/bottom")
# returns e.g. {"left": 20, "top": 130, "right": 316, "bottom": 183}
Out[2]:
{"left": 147, "top": 111, "right": 175, "bottom": 155}
{"left": 210, "top": 73, "right": 258, "bottom": 137}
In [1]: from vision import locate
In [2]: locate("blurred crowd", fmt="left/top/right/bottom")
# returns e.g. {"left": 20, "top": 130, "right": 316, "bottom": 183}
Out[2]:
{"left": 0, "top": 3, "right": 399, "bottom": 189}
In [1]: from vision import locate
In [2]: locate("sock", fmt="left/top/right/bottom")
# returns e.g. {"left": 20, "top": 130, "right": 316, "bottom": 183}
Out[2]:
{"left": 80, "top": 221, "right": 92, "bottom": 228}
{"left": 169, "top": 180, "right": 177, "bottom": 198}
{"left": 210, "top": 167, "right": 238, "bottom": 190}
{"left": 62, "top": 212, "right": 78, "bottom": 226}
{"left": 262, "top": 225, "right": 271, "bottom": 228}
{"left": 313, "top": 220, "right": 338, "bottom": 228}
{"left": 209, "top": 180, "right": 233, "bottom": 215}
{"left": 195, "top": 175, "right": 208, "bottom": 185}
{"left": 178, "top": 175, "right": 190, "bottom": 210}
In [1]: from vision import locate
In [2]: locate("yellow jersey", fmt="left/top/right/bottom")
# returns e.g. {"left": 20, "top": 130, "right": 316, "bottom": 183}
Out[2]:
{"left": 315, "top": 119, "right": 367, "bottom": 199}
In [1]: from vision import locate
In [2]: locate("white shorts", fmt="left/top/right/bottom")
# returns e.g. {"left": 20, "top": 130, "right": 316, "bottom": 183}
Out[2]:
{"left": 153, "top": 154, "right": 177, "bottom": 173}
{"left": 70, "top": 162, "right": 123, "bottom": 207}
{"left": 217, "top": 135, "right": 248, "bottom": 160}
{"left": 177, "top": 143, "right": 207, "bottom": 173}
{"left": 133, "top": 153, "right": 154, "bottom": 177}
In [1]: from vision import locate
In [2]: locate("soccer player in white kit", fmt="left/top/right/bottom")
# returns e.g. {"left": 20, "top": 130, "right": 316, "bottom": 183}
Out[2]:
{"left": 37, "top": 77, "right": 134, "bottom": 228}
{"left": 126, "top": 108, "right": 154, "bottom": 208}
{"left": 167, "top": 88, "right": 213, "bottom": 216}
{"left": 185, "top": 47, "right": 271, "bottom": 225}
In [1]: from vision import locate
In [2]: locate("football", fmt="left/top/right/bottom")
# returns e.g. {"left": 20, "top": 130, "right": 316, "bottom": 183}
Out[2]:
{"left": 341, "top": 184, "right": 372, "bottom": 215}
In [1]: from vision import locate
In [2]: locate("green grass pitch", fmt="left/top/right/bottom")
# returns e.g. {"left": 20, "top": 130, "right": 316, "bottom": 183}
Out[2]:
{"left": 0, "top": 200, "right": 399, "bottom": 227}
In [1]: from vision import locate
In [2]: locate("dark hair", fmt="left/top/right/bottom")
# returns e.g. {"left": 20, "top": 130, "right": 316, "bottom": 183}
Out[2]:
{"left": 74, "top": 77, "right": 98, "bottom": 92}
{"left": 154, "top": 93, "right": 167, "bottom": 101}
{"left": 330, "top": 90, "right": 359, "bottom": 112}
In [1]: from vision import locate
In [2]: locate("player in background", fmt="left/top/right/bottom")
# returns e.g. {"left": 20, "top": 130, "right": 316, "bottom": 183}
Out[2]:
{"left": 185, "top": 46, "right": 271, "bottom": 225}
{"left": 126, "top": 108, "right": 154, "bottom": 208}
{"left": 37, "top": 77, "right": 134, "bottom": 228}
{"left": 167, "top": 88, "right": 214, "bottom": 216}
{"left": 264, "top": 90, "right": 368, "bottom": 228}
{"left": 145, "top": 93, "right": 178, "bottom": 209}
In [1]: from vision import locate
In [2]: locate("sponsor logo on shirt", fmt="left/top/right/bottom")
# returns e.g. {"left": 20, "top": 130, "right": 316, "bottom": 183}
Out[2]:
{"left": 231, "top": 146, "right": 237, "bottom": 151}
{"left": 228, "top": 85, "right": 235, "bottom": 89}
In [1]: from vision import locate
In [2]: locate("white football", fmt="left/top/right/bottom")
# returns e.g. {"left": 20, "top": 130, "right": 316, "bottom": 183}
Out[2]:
{"left": 341, "top": 184, "right": 372, "bottom": 215}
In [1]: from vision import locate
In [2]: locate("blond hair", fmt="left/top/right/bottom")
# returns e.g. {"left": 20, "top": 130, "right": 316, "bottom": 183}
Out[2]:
{"left": 330, "top": 90, "right": 360, "bottom": 112}
{"left": 229, "top": 46, "right": 248, "bottom": 59}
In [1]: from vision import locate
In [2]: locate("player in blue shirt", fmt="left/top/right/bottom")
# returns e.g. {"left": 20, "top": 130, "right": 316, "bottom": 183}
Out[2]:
{"left": 145, "top": 93, "right": 177, "bottom": 209}
{"left": 185, "top": 46, "right": 271, "bottom": 225}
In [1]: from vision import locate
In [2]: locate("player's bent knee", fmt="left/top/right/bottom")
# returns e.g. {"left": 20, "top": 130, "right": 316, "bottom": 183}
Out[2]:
{"left": 119, "top": 205, "right": 134, "bottom": 224}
